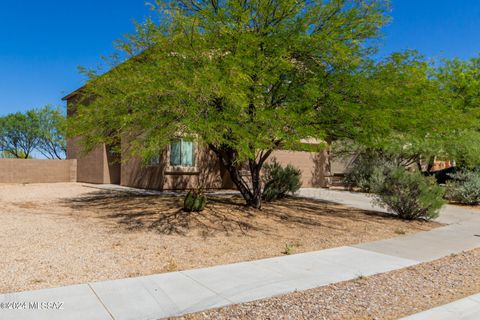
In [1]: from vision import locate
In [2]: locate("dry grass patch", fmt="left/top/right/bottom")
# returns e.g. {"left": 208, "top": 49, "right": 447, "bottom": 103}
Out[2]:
{"left": 0, "top": 183, "right": 439, "bottom": 294}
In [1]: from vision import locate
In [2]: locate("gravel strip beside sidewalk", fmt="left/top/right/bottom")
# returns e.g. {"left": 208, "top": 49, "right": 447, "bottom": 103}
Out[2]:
{"left": 400, "top": 292, "right": 480, "bottom": 320}
{"left": 180, "top": 248, "right": 480, "bottom": 320}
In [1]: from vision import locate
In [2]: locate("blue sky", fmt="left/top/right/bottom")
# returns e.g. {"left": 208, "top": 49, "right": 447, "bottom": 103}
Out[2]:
{"left": 1, "top": 0, "right": 479, "bottom": 116}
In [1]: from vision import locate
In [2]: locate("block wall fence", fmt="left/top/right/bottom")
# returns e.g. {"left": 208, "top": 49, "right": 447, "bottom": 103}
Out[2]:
{"left": 0, "top": 159, "right": 77, "bottom": 184}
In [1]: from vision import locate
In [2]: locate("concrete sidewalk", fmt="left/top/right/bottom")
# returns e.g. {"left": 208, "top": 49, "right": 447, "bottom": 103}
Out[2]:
{"left": 0, "top": 247, "right": 418, "bottom": 320}
{"left": 400, "top": 293, "right": 480, "bottom": 320}
{"left": 1, "top": 188, "right": 480, "bottom": 320}
{"left": 299, "top": 188, "right": 480, "bottom": 262}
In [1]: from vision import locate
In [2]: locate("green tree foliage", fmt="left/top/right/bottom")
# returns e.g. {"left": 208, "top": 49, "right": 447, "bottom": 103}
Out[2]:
{"left": 437, "top": 56, "right": 480, "bottom": 112}
{"left": 69, "top": 0, "right": 391, "bottom": 208}
{"left": 0, "top": 111, "right": 40, "bottom": 159}
{"left": 68, "top": 0, "right": 479, "bottom": 209}
{"left": 435, "top": 56, "right": 480, "bottom": 166}
{"left": 346, "top": 52, "right": 478, "bottom": 163}
{"left": 35, "top": 106, "right": 67, "bottom": 160}
{"left": 0, "top": 150, "right": 29, "bottom": 159}
{"left": 336, "top": 52, "right": 480, "bottom": 187}
{"left": 342, "top": 149, "right": 395, "bottom": 192}
{"left": 0, "top": 106, "right": 66, "bottom": 159}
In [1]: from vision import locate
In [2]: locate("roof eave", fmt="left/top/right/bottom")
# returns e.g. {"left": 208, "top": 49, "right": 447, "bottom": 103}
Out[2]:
{"left": 62, "top": 85, "right": 85, "bottom": 101}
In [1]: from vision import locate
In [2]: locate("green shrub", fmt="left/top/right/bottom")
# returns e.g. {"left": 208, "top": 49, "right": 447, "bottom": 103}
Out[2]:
{"left": 445, "top": 171, "right": 480, "bottom": 205}
{"left": 262, "top": 160, "right": 301, "bottom": 202}
{"left": 373, "top": 168, "right": 444, "bottom": 220}
{"left": 343, "top": 153, "right": 396, "bottom": 192}
{"left": 183, "top": 191, "right": 207, "bottom": 212}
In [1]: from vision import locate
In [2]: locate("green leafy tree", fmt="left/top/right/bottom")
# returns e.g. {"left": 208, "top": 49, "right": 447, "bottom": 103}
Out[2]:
{"left": 0, "top": 106, "right": 66, "bottom": 160}
{"left": 0, "top": 111, "right": 40, "bottom": 159}
{"left": 437, "top": 56, "right": 480, "bottom": 112}
{"left": 69, "top": 0, "right": 391, "bottom": 208}
{"left": 0, "top": 150, "right": 29, "bottom": 159}
{"left": 335, "top": 51, "right": 480, "bottom": 175}
{"left": 35, "top": 105, "right": 67, "bottom": 159}
{"left": 435, "top": 55, "right": 480, "bottom": 166}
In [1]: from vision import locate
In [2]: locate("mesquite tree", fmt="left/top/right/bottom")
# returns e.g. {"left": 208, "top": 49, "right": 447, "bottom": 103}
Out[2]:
{"left": 69, "top": 0, "right": 391, "bottom": 208}
{"left": 35, "top": 106, "right": 67, "bottom": 159}
{"left": 0, "top": 111, "right": 40, "bottom": 159}
{"left": 0, "top": 106, "right": 66, "bottom": 159}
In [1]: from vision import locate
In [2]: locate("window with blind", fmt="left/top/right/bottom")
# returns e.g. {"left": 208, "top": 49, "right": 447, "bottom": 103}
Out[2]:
{"left": 169, "top": 139, "right": 195, "bottom": 167}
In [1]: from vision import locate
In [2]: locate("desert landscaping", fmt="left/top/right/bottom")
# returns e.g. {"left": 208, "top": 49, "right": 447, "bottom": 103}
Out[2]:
{"left": 0, "top": 182, "right": 437, "bottom": 294}
{"left": 3, "top": 1, "right": 480, "bottom": 319}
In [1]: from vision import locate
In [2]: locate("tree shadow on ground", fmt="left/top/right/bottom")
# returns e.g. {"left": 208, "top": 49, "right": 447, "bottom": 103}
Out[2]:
{"left": 60, "top": 190, "right": 425, "bottom": 237}
{"left": 265, "top": 196, "right": 402, "bottom": 226}
{"left": 61, "top": 191, "right": 263, "bottom": 236}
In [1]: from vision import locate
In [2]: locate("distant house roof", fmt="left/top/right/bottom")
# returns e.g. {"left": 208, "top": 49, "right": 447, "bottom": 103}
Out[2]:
{"left": 62, "top": 86, "right": 84, "bottom": 101}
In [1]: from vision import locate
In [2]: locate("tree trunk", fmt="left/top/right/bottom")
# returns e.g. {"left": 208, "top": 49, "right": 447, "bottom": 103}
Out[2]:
{"left": 248, "top": 159, "right": 263, "bottom": 208}
{"left": 208, "top": 144, "right": 266, "bottom": 209}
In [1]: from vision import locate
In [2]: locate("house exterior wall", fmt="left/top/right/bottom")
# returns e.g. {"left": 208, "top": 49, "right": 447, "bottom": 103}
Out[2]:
{"left": 270, "top": 149, "right": 330, "bottom": 188}
{"left": 67, "top": 138, "right": 114, "bottom": 184}
{"left": 66, "top": 97, "right": 115, "bottom": 184}
{"left": 120, "top": 146, "right": 232, "bottom": 190}
{"left": 0, "top": 159, "right": 77, "bottom": 183}
{"left": 120, "top": 147, "right": 330, "bottom": 190}
{"left": 67, "top": 133, "right": 331, "bottom": 189}
{"left": 66, "top": 98, "right": 120, "bottom": 185}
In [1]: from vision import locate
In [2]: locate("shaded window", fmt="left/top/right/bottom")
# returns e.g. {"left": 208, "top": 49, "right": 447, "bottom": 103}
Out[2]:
{"left": 170, "top": 139, "right": 195, "bottom": 167}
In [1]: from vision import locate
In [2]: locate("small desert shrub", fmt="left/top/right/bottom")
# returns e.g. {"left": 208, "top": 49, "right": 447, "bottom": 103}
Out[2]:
{"left": 283, "top": 242, "right": 296, "bottom": 255}
{"left": 262, "top": 160, "right": 302, "bottom": 202}
{"left": 373, "top": 168, "right": 444, "bottom": 220}
{"left": 183, "top": 191, "right": 207, "bottom": 212}
{"left": 445, "top": 171, "right": 480, "bottom": 205}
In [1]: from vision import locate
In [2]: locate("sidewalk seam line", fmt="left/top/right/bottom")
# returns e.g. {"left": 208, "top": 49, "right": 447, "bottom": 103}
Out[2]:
{"left": 180, "top": 271, "right": 236, "bottom": 304}
{"left": 87, "top": 283, "right": 116, "bottom": 320}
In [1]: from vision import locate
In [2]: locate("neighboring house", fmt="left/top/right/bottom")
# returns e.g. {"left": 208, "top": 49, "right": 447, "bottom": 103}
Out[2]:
{"left": 63, "top": 91, "right": 338, "bottom": 190}
{"left": 430, "top": 159, "right": 456, "bottom": 172}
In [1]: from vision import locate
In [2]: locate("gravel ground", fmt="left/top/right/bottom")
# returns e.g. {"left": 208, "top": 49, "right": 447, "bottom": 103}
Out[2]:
{"left": 0, "top": 183, "right": 438, "bottom": 294}
{"left": 181, "top": 248, "right": 480, "bottom": 320}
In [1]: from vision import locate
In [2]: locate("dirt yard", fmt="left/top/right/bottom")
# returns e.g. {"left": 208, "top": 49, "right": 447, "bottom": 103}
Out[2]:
{"left": 0, "top": 183, "right": 439, "bottom": 294}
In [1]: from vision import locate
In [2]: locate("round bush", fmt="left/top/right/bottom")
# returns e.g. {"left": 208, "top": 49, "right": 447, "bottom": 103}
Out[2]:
{"left": 373, "top": 168, "right": 445, "bottom": 220}
{"left": 445, "top": 171, "right": 480, "bottom": 205}
{"left": 343, "top": 152, "right": 396, "bottom": 192}
{"left": 262, "top": 160, "right": 302, "bottom": 202}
